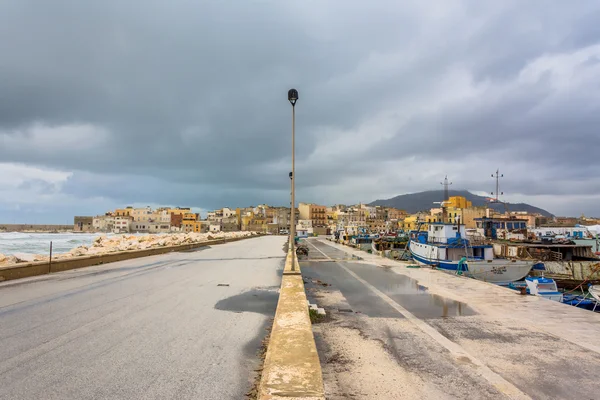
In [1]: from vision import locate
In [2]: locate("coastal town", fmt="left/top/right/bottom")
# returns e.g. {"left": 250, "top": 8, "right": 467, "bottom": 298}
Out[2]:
{"left": 72, "top": 196, "right": 600, "bottom": 237}
{"left": 73, "top": 193, "right": 600, "bottom": 241}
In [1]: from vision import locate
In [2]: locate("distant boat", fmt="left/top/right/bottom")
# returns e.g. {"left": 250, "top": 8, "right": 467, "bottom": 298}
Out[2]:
{"left": 409, "top": 222, "right": 533, "bottom": 284}
{"left": 371, "top": 234, "right": 408, "bottom": 256}
{"left": 351, "top": 233, "right": 379, "bottom": 252}
{"left": 525, "top": 276, "right": 564, "bottom": 302}
{"left": 510, "top": 278, "right": 600, "bottom": 311}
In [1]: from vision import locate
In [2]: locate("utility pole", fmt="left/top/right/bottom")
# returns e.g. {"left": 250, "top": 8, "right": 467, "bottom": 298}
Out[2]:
{"left": 440, "top": 175, "right": 452, "bottom": 201}
{"left": 491, "top": 169, "right": 504, "bottom": 203}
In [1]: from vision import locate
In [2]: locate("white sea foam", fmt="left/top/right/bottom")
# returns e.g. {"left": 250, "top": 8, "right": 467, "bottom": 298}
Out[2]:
{"left": 0, "top": 232, "right": 108, "bottom": 256}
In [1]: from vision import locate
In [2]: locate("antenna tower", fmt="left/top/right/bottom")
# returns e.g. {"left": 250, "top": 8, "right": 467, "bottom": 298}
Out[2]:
{"left": 440, "top": 175, "right": 452, "bottom": 201}
{"left": 491, "top": 169, "right": 504, "bottom": 202}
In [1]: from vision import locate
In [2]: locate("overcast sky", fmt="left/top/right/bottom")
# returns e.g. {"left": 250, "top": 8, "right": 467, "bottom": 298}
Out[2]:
{"left": 1, "top": 1, "right": 600, "bottom": 223}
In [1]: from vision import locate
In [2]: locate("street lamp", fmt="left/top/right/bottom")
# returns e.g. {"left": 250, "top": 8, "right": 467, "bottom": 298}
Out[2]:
{"left": 288, "top": 89, "right": 298, "bottom": 269}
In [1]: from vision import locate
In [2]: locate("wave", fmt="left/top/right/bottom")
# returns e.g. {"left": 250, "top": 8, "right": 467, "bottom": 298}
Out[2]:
{"left": 0, "top": 232, "right": 33, "bottom": 240}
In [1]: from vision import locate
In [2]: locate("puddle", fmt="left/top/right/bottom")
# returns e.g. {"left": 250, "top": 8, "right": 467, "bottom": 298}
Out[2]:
{"left": 303, "top": 261, "right": 475, "bottom": 319}
{"left": 346, "top": 263, "right": 475, "bottom": 319}
{"left": 214, "top": 288, "right": 279, "bottom": 315}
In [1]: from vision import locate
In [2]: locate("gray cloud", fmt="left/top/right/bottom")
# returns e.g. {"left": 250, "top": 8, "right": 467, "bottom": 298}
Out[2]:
{"left": 1, "top": 0, "right": 600, "bottom": 223}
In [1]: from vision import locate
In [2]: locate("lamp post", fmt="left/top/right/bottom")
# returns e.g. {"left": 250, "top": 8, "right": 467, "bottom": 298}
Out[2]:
{"left": 288, "top": 89, "right": 298, "bottom": 268}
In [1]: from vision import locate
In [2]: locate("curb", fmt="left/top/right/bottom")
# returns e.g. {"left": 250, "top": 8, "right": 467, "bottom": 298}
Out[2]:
{"left": 259, "top": 250, "right": 325, "bottom": 399}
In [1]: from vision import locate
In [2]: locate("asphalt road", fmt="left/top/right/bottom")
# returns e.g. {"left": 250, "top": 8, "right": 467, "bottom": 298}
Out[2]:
{"left": 302, "top": 238, "right": 600, "bottom": 400}
{"left": 0, "top": 235, "right": 286, "bottom": 400}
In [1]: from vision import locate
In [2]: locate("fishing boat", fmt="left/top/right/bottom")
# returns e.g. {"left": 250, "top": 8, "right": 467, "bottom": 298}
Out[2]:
{"left": 525, "top": 276, "right": 563, "bottom": 302}
{"left": 509, "top": 278, "right": 599, "bottom": 310}
{"left": 409, "top": 222, "right": 534, "bottom": 284}
{"left": 371, "top": 233, "right": 408, "bottom": 256}
{"left": 351, "top": 233, "right": 379, "bottom": 251}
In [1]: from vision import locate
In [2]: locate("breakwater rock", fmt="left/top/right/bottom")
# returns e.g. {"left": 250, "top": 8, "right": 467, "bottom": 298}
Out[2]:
{"left": 0, "top": 231, "right": 258, "bottom": 267}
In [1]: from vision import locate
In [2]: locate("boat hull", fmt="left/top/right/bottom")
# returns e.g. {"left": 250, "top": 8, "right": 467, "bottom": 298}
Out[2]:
{"left": 409, "top": 240, "right": 533, "bottom": 284}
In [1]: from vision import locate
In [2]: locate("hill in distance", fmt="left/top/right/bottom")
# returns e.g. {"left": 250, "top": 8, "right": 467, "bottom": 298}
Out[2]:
{"left": 369, "top": 190, "right": 554, "bottom": 217}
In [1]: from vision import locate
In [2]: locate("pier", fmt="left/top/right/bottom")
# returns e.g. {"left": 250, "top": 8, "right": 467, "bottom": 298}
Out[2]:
{"left": 302, "top": 238, "right": 600, "bottom": 399}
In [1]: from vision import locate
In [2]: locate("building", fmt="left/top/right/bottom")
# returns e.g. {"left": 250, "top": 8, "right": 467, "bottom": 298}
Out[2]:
{"left": 170, "top": 213, "right": 183, "bottom": 230}
{"left": 475, "top": 217, "right": 528, "bottom": 240}
{"left": 183, "top": 212, "right": 200, "bottom": 222}
{"left": 296, "top": 220, "right": 313, "bottom": 237}
{"left": 446, "top": 196, "right": 472, "bottom": 209}
{"left": 132, "top": 207, "right": 152, "bottom": 223}
{"left": 93, "top": 215, "right": 115, "bottom": 232}
{"left": 299, "top": 203, "right": 327, "bottom": 234}
{"left": 553, "top": 217, "right": 579, "bottom": 226}
{"left": 269, "top": 207, "right": 297, "bottom": 232}
{"left": 221, "top": 215, "right": 240, "bottom": 232}
{"left": 73, "top": 216, "right": 94, "bottom": 232}
{"left": 242, "top": 214, "right": 267, "bottom": 232}
{"left": 114, "top": 207, "right": 133, "bottom": 217}
{"left": 182, "top": 220, "right": 203, "bottom": 233}
{"left": 114, "top": 216, "right": 131, "bottom": 233}
{"left": 166, "top": 207, "right": 193, "bottom": 217}
{"left": 386, "top": 207, "right": 407, "bottom": 221}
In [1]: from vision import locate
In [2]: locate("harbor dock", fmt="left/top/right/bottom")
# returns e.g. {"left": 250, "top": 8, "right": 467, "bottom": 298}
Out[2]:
{"left": 302, "top": 237, "right": 600, "bottom": 399}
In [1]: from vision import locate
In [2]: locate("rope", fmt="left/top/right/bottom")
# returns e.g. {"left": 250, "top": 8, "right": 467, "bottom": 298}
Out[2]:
{"left": 562, "top": 262, "right": 600, "bottom": 294}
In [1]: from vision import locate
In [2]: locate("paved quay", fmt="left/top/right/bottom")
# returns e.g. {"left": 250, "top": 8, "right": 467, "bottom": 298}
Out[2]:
{"left": 302, "top": 238, "right": 600, "bottom": 400}
{"left": 0, "top": 235, "right": 286, "bottom": 400}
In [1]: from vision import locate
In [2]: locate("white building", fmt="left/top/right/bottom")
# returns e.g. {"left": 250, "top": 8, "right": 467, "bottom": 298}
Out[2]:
{"left": 93, "top": 215, "right": 115, "bottom": 232}
{"left": 222, "top": 207, "right": 235, "bottom": 218}
{"left": 114, "top": 216, "right": 131, "bottom": 233}
{"left": 296, "top": 219, "right": 313, "bottom": 237}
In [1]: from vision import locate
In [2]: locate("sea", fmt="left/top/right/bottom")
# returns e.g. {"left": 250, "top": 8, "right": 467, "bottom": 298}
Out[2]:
{"left": 0, "top": 232, "right": 107, "bottom": 257}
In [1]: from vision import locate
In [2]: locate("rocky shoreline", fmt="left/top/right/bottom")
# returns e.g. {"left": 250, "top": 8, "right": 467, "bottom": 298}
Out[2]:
{"left": 0, "top": 231, "right": 259, "bottom": 267}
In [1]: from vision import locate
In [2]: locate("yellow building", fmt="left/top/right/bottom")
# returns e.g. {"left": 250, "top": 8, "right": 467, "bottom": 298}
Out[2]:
{"left": 114, "top": 207, "right": 133, "bottom": 217}
{"left": 446, "top": 196, "right": 472, "bottom": 209}
{"left": 241, "top": 214, "right": 267, "bottom": 232}
{"left": 403, "top": 215, "right": 418, "bottom": 231}
{"left": 299, "top": 203, "right": 327, "bottom": 227}
{"left": 167, "top": 207, "right": 192, "bottom": 217}
{"left": 182, "top": 212, "right": 199, "bottom": 222}
{"left": 182, "top": 220, "right": 202, "bottom": 233}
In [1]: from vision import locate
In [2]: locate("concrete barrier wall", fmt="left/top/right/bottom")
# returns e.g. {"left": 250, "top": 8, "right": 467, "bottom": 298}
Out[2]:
{"left": 0, "top": 224, "right": 73, "bottom": 232}
{"left": 0, "top": 235, "right": 254, "bottom": 282}
{"left": 259, "top": 250, "right": 325, "bottom": 400}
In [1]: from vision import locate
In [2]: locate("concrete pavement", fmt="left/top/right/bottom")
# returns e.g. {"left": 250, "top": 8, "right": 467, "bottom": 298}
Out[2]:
{"left": 0, "top": 235, "right": 286, "bottom": 400}
{"left": 302, "top": 238, "right": 600, "bottom": 400}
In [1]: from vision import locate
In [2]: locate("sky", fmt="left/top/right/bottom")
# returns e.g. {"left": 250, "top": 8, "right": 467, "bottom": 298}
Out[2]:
{"left": 1, "top": 0, "right": 600, "bottom": 223}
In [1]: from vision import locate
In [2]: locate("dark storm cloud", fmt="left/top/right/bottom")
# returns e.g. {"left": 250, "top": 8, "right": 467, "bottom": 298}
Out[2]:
{"left": 1, "top": 0, "right": 600, "bottom": 222}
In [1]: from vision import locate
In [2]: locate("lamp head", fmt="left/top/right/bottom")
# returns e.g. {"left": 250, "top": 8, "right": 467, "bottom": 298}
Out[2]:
{"left": 288, "top": 88, "right": 298, "bottom": 106}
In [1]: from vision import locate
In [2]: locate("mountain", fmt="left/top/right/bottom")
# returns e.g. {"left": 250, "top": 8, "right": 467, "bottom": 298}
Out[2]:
{"left": 369, "top": 190, "right": 554, "bottom": 217}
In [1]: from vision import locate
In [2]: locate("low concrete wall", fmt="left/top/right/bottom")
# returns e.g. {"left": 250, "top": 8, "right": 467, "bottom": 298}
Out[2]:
{"left": 0, "top": 235, "right": 254, "bottom": 282}
{"left": 259, "top": 250, "right": 325, "bottom": 400}
{"left": 0, "top": 224, "right": 73, "bottom": 232}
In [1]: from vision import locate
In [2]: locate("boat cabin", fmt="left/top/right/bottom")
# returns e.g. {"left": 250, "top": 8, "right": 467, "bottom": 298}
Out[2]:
{"left": 427, "top": 223, "right": 467, "bottom": 244}
{"left": 411, "top": 223, "right": 494, "bottom": 261}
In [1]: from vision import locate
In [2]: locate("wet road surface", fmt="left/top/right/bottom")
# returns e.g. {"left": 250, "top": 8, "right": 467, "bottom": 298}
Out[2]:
{"left": 0, "top": 235, "right": 285, "bottom": 400}
{"left": 302, "top": 238, "right": 600, "bottom": 400}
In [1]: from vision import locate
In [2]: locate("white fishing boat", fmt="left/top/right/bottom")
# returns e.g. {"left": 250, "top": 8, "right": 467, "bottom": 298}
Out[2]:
{"left": 589, "top": 286, "right": 600, "bottom": 312}
{"left": 409, "top": 222, "right": 534, "bottom": 284}
{"left": 525, "top": 276, "right": 564, "bottom": 302}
